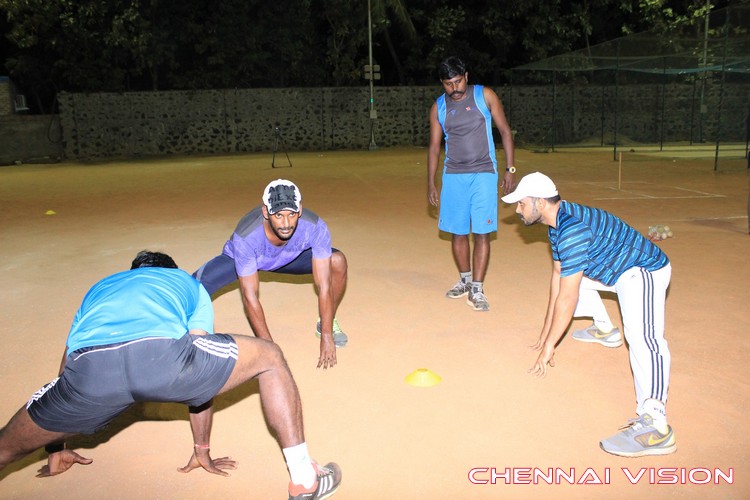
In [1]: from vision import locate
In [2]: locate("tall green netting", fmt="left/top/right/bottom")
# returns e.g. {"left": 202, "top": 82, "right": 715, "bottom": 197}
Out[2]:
{"left": 508, "top": 5, "right": 749, "bottom": 170}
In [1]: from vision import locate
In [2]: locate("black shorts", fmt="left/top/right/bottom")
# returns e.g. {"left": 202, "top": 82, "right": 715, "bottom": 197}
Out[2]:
{"left": 26, "top": 334, "right": 237, "bottom": 434}
{"left": 193, "top": 249, "right": 341, "bottom": 296}
{"left": 272, "top": 247, "right": 340, "bottom": 274}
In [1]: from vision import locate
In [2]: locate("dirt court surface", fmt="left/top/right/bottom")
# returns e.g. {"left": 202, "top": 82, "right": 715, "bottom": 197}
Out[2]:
{"left": 0, "top": 147, "right": 748, "bottom": 499}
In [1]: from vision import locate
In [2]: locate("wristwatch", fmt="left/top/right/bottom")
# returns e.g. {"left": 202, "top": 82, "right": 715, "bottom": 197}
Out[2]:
{"left": 505, "top": 166, "right": 516, "bottom": 174}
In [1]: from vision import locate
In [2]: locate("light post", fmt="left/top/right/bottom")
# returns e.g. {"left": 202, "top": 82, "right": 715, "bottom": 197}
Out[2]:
{"left": 367, "top": 0, "right": 378, "bottom": 150}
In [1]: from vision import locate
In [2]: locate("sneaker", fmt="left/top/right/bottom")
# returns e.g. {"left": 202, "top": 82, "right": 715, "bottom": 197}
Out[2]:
{"left": 288, "top": 462, "right": 342, "bottom": 500}
{"left": 445, "top": 280, "right": 471, "bottom": 299}
{"left": 571, "top": 323, "right": 623, "bottom": 348}
{"left": 466, "top": 290, "right": 490, "bottom": 311}
{"left": 315, "top": 318, "right": 348, "bottom": 347}
{"left": 599, "top": 414, "right": 676, "bottom": 457}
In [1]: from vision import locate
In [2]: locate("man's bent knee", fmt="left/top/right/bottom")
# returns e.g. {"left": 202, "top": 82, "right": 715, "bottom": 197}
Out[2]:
{"left": 223, "top": 335, "right": 289, "bottom": 388}
{"left": 331, "top": 251, "right": 348, "bottom": 273}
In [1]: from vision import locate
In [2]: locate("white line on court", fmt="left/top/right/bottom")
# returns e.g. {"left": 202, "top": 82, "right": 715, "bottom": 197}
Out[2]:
{"left": 675, "top": 215, "right": 747, "bottom": 221}
{"left": 594, "top": 194, "right": 726, "bottom": 200}
{"left": 583, "top": 182, "right": 727, "bottom": 201}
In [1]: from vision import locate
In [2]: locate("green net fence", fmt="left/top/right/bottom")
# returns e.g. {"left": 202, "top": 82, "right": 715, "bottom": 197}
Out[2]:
{"left": 507, "top": 5, "right": 750, "bottom": 169}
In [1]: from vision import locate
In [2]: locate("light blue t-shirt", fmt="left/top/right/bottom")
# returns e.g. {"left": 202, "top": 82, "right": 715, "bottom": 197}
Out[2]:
{"left": 66, "top": 267, "right": 214, "bottom": 355}
{"left": 549, "top": 201, "right": 669, "bottom": 286}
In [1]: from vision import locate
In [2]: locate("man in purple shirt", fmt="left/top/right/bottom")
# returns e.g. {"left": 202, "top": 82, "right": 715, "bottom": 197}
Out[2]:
{"left": 194, "top": 179, "right": 348, "bottom": 369}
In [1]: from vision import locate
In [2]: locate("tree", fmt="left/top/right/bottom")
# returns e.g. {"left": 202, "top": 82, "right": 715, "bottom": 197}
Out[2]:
{"left": 315, "top": 0, "right": 367, "bottom": 86}
{"left": 370, "top": 0, "right": 416, "bottom": 85}
{"left": 3, "top": 0, "right": 744, "bottom": 105}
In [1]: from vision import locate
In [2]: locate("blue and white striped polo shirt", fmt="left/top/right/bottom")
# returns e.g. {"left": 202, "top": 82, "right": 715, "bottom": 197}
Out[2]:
{"left": 549, "top": 201, "right": 669, "bottom": 286}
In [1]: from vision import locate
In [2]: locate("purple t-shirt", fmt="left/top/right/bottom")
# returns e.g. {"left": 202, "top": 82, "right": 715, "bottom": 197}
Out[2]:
{"left": 222, "top": 206, "right": 332, "bottom": 277}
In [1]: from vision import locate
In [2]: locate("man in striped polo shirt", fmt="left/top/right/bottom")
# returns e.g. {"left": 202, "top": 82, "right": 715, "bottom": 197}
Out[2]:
{"left": 502, "top": 173, "right": 676, "bottom": 458}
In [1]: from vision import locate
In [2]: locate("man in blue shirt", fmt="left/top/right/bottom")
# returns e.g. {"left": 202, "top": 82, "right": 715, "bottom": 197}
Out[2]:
{"left": 0, "top": 251, "right": 341, "bottom": 500}
{"left": 502, "top": 173, "right": 675, "bottom": 458}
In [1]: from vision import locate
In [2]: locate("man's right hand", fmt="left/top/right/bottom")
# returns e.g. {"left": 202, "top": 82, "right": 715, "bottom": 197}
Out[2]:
{"left": 178, "top": 448, "right": 237, "bottom": 476}
{"left": 36, "top": 449, "right": 93, "bottom": 477}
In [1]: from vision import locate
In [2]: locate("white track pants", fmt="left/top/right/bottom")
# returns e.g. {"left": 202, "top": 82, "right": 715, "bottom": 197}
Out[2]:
{"left": 574, "top": 265, "right": 672, "bottom": 413}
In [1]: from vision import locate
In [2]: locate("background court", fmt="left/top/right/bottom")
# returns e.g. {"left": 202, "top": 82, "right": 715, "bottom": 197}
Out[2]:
{"left": 0, "top": 147, "right": 748, "bottom": 499}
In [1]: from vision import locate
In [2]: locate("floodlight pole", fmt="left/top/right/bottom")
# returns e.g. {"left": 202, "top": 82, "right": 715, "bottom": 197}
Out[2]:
{"left": 699, "top": 0, "right": 710, "bottom": 143}
{"left": 367, "top": 0, "right": 378, "bottom": 150}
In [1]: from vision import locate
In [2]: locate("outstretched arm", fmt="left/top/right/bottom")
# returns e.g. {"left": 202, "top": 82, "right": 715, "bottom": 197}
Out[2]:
{"left": 532, "top": 261, "right": 562, "bottom": 350}
{"left": 529, "top": 268, "right": 583, "bottom": 377}
{"left": 238, "top": 273, "right": 273, "bottom": 341}
{"left": 312, "top": 256, "right": 337, "bottom": 369}
{"left": 177, "top": 400, "right": 237, "bottom": 476}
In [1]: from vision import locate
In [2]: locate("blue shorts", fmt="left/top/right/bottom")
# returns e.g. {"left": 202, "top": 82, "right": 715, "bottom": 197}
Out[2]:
{"left": 26, "top": 334, "right": 238, "bottom": 434}
{"left": 438, "top": 172, "right": 498, "bottom": 235}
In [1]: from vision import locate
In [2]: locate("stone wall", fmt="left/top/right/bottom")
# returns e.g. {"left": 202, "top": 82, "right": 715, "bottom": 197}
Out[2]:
{"left": 58, "top": 87, "right": 437, "bottom": 159}
{"left": 47, "top": 81, "right": 750, "bottom": 160}
{"left": 0, "top": 114, "right": 63, "bottom": 165}
{"left": 0, "top": 77, "right": 12, "bottom": 116}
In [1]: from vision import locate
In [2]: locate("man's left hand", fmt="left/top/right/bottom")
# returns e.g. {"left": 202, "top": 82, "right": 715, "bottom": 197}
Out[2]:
{"left": 178, "top": 448, "right": 237, "bottom": 476}
{"left": 317, "top": 334, "right": 337, "bottom": 369}
{"left": 37, "top": 449, "right": 93, "bottom": 477}
{"left": 528, "top": 343, "right": 555, "bottom": 378}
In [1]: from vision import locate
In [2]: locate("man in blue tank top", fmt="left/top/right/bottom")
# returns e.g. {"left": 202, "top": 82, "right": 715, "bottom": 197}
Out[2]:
{"left": 427, "top": 56, "right": 516, "bottom": 312}
{"left": 502, "top": 172, "right": 676, "bottom": 458}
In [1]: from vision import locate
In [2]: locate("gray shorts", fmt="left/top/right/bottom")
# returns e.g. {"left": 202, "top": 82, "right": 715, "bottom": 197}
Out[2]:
{"left": 26, "top": 334, "right": 238, "bottom": 434}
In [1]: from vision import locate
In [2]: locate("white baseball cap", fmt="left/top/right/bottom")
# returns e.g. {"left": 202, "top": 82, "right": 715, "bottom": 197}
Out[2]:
{"left": 501, "top": 172, "right": 558, "bottom": 203}
{"left": 262, "top": 179, "right": 302, "bottom": 214}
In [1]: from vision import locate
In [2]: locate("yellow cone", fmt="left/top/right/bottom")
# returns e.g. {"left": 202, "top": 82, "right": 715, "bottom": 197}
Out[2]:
{"left": 405, "top": 368, "right": 441, "bottom": 387}
{"left": 45, "top": 210, "right": 56, "bottom": 215}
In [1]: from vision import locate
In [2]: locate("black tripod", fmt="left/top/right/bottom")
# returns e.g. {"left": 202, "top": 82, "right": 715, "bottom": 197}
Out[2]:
{"left": 272, "top": 127, "right": 292, "bottom": 168}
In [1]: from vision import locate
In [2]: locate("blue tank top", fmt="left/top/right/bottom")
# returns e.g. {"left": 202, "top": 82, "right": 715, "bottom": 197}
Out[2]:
{"left": 436, "top": 85, "right": 497, "bottom": 174}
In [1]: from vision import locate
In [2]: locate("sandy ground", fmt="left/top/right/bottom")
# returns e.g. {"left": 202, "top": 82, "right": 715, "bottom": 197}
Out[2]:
{"left": 0, "top": 147, "right": 748, "bottom": 499}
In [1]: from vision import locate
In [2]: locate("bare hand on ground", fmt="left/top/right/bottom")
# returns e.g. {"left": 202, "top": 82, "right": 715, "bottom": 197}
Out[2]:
{"left": 317, "top": 334, "right": 337, "bottom": 369}
{"left": 529, "top": 344, "right": 555, "bottom": 377}
{"left": 36, "top": 450, "right": 93, "bottom": 477}
{"left": 177, "top": 449, "right": 237, "bottom": 476}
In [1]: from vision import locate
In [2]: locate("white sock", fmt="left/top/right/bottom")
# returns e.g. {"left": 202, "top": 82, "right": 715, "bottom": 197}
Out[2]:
{"left": 471, "top": 281, "right": 483, "bottom": 293}
{"left": 639, "top": 400, "right": 668, "bottom": 433}
{"left": 283, "top": 443, "right": 316, "bottom": 488}
{"left": 460, "top": 271, "right": 472, "bottom": 284}
{"left": 594, "top": 319, "right": 615, "bottom": 333}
